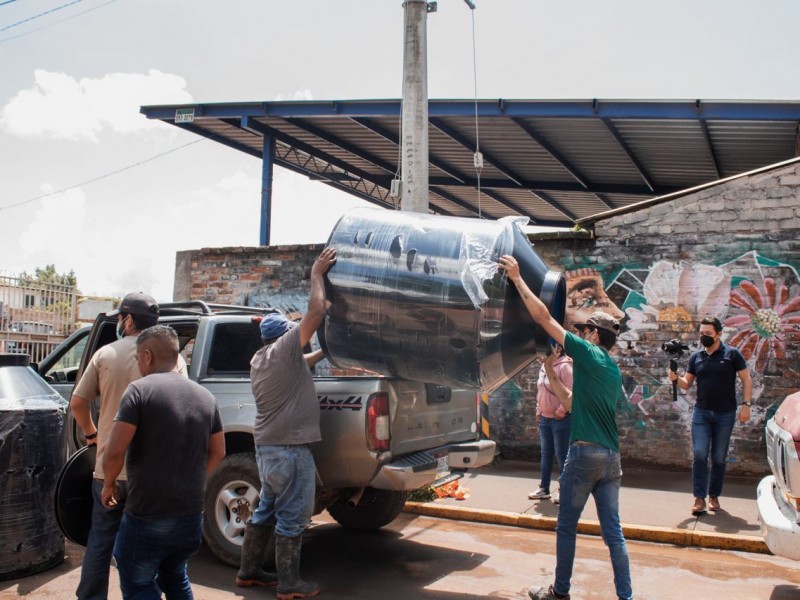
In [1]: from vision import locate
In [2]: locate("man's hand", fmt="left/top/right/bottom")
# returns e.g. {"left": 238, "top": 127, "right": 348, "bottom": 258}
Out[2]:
{"left": 311, "top": 247, "right": 337, "bottom": 278}
{"left": 739, "top": 404, "right": 751, "bottom": 424}
{"left": 498, "top": 255, "right": 521, "bottom": 282}
{"left": 667, "top": 368, "right": 678, "bottom": 382}
{"left": 101, "top": 482, "right": 119, "bottom": 509}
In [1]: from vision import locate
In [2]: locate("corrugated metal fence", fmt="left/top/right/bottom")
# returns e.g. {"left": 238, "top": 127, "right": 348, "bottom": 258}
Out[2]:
{"left": 0, "top": 274, "right": 78, "bottom": 364}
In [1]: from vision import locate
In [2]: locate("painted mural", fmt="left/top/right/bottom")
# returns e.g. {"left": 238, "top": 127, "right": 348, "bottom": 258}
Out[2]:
{"left": 582, "top": 251, "right": 800, "bottom": 427}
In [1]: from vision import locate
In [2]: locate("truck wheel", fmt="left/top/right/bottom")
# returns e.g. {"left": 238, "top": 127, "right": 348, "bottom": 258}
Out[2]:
{"left": 203, "top": 452, "right": 260, "bottom": 567}
{"left": 327, "top": 488, "right": 409, "bottom": 531}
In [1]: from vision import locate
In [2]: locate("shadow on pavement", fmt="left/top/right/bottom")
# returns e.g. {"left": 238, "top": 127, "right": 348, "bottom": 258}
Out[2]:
{"left": 770, "top": 584, "right": 800, "bottom": 599}
{"left": 0, "top": 541, "right": 81, "bottom": 597}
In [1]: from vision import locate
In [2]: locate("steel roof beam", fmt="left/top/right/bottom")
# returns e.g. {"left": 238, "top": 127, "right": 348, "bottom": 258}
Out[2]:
{"left": 350, "top": 117, "right": 468, "bottom": 184}
{"left": 427, "top": 177, "right": 675, "bottom": 196}
{"left": 283, "top": 117, "right": 397, "bottom": 176}
{"left": 429, "top": 186, "right": 492, "bottom": 218}
{"left": 510, "top": 117, "right": 589, "bottom": 189}
{"left": 600, "top": 118, "right": 656, "bottom": 192}
{"left": 699, "top": 120, "right": 722, "bottom": 180}
{"left": 531, "top": 189, "right": 579, "bottom": 222}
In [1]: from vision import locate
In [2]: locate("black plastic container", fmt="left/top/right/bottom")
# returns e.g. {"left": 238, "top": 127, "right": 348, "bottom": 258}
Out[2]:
{"left": 318, "top": 208, "right": 566, "bottom": 391}
{"left": 0, "top": 353, "right": 67, "bottom": 581}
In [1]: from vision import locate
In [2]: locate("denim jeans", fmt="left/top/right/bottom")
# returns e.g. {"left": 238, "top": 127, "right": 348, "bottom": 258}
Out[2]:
{"left": 554, "top": 443, "right": 632, "bottom": 600}
{"left": 76, "top": 478, "right": 128, "bottom": 600}
{"left": 113, "top": 512, "right": 203, "bottom": 600}
{"left": 539, "top": 415, "right": 571, "bottom": 491}
{"left": 691, "top": 407, "right": 736, "bottom": 499}
{"left": 251, "top": 444, "right": 316, "bottom": 538}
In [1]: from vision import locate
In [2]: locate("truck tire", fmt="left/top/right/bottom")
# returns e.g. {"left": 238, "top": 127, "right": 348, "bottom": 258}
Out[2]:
{"left": 203, "top": 453, "right": 261, "bottom": 567}
{"left": 327, "top": 488, "right": 409, "bottom": 531}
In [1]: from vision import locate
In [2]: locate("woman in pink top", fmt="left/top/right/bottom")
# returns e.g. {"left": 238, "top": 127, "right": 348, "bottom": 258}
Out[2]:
{"left": 529, "top": 345, "right": 573, "bottom": 503}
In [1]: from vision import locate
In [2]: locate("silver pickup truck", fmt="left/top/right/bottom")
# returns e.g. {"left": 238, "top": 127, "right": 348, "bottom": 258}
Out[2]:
{"left": 40, "top": 301, "right": 496, "bottom": 565}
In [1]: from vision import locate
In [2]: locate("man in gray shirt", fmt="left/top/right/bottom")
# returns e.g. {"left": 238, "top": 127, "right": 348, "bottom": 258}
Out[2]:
{"left": 236, "top": 247, "right": 336, "bottom": 600}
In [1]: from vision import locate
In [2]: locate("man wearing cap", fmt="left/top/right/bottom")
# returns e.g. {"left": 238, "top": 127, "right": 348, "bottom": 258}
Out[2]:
{"left": 71, "top": 293, "right": 186, "bottom": 600}
{"left": 236, "top": 247, "right": 336, "bottom": 600}
{"left": 499, "top": 255, "right": 632, "bottom": 600}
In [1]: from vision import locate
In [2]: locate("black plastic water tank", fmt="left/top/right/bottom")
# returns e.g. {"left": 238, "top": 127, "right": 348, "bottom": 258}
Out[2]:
{"left": 318, "top": 208, "right": 566, "bottom": 391}
{"left": 0, "top": 353, "right": 67, "bottom": 581}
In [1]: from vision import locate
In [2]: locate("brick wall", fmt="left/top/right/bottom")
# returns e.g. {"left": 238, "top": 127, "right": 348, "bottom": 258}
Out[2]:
{"left": 176, "top": 160, "right": 800, "bottom": 475}
{"left": 491, "top": 160, "right": 800, "bottom": 475}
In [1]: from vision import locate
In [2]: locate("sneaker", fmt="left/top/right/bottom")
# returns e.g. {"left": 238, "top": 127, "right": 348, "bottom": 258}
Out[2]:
{"left": 528, "top": 584, "right": 570, "bottom": 600}
{"left": 552, "top": 491, "right": 560, "bottom": 505}
{"left": 528, "top": 487, "right": 551, "bottom": 500}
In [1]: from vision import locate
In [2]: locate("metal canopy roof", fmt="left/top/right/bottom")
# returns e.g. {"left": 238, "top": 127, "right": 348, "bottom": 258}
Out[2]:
{"left": 141, "top": 99, "right": 800, "bottom": 228}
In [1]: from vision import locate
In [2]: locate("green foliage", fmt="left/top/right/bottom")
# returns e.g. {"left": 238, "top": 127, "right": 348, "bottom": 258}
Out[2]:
{"left": 19, "top": 264, "right": 79, "bottom": 291}
{"left": 407, "top": 486, "right": 437, "bottom": 503}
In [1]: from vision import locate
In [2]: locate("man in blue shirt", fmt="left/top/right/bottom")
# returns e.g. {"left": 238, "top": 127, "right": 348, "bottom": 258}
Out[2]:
{"left": 668, "top": 315, "right": 752, "bottom": 514}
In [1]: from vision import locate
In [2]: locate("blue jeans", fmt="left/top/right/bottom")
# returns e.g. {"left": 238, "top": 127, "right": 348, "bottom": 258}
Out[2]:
{"left": 113, "top": 512, "right": 203, "bottom": 600}
{"left": 77, "top": 478, "right": 128, "bottom": 600}
{"left": 251, "top": 444, "right": 316, "bottom": 538}
{"left": 554, "top": 443, "right": 632, "bottom": 600}
{"left": 539, "top": 415, "right": 571, "bottom": 491}
{"left": 691, "top": 407, "right": 736, "bottom": 499}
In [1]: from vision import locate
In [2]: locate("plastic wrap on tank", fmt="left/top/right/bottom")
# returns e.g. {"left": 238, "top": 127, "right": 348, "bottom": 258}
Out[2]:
{"left": 318, "top": 207, "right": 566, "bottom": 391}
{"left": 0, "top": 353, "right": 67, "bottom": 581}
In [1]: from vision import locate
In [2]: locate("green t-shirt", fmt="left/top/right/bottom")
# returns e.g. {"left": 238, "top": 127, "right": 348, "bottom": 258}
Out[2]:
{"left": 563, "top": 331, "right": 622, "bottom": 452}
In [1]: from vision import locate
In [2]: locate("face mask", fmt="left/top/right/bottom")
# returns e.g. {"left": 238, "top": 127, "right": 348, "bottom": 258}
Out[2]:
{"left": 116, "top": 317, "right": 127, "bottom": 340}
{"left": 700, "top": 334, "right": 715, "bottom": 348}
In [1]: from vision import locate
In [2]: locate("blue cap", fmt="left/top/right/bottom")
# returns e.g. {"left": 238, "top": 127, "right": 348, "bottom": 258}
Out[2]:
{"left": 260, "top": 313, "right": 292, "bottom": 340}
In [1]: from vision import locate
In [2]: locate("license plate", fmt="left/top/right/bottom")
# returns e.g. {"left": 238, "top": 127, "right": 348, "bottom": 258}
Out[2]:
{"left": 436, "top": 455, "right": 449, "bottom": 476}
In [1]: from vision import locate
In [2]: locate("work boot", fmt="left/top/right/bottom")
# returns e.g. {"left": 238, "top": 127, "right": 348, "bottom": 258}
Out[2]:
{"left": 261, "top": 520, "right": 277, "bottom": 572}
{"left": 235, "top": 521, "right": 278, "bottom": 587}
{"left": 276, "top": 534, "right": 319, "bottom": 600}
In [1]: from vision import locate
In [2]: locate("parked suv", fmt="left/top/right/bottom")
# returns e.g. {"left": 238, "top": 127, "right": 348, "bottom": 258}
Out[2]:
{"left": 757, "top": 391, "right": 800, "bottom": 560}
{"left": 50, "top": 301, "right": 496, "bottom": 566}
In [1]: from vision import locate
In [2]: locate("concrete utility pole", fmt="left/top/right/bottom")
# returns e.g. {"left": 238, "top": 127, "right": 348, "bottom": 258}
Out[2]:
{"left": 400, "top": 0, "right": 434, "bottom": 213}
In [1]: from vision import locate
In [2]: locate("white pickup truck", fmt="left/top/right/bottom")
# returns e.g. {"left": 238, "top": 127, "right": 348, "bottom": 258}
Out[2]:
{"left": 757, "top": 391, "right": 800, "bottom": 560}
{"left": 42, "top": 301, "right": 496, "bottom": 566}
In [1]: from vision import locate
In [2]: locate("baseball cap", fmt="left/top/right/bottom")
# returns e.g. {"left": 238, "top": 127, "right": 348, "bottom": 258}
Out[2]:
{"left": 260, "top": 312, "right": 292, "bottom": 340}
{"left": 574, "top": 310, "right": 620, "bottom": 334}
{"left": 107, "top": 292, "right": 159, "bottom": 318}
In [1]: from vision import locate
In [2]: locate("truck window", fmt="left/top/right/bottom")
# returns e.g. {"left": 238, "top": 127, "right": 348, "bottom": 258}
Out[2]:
{"left": 207, "top": 322, "right": 263, "bottom": 376}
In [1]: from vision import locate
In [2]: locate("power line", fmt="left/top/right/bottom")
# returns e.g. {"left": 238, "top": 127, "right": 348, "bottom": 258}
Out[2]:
{"left": 0, "top": 0, "right": 84, "bottom": 33}
{"left": 0, "top": 0, "right": 119, "bottom": 43}
{"left": 0, "top": 139, "right": 206, "bottom": 213}
{"left": 0, "top": 1, "right": 19, "bottom": 8}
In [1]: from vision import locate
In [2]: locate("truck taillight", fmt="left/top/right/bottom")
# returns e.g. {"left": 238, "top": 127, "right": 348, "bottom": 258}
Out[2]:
{"left": 367, "top": 393, "right": 390, "bottom": 452}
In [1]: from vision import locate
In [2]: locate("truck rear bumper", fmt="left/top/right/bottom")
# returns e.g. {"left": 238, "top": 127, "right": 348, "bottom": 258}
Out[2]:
{"left": 757, "top": 475, "right": 800, "bottom": 560}
{"left": 369, "top": 439, "right": 496, "bottom": 491}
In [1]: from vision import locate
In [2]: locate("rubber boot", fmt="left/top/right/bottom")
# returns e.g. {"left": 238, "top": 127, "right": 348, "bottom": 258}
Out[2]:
{"left": 235, "top": 521, "right": 278, "bottom": 587}
{"left": 261, "top": 521, "right": 277, "bottom": 572}
{"left": 276, "top": 534, "right": 319, "bottom": 600}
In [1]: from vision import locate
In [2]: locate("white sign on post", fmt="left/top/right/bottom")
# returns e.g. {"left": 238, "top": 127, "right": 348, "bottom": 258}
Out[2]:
{"left": 175, "top": 108, "right": 195, "bottom": 123}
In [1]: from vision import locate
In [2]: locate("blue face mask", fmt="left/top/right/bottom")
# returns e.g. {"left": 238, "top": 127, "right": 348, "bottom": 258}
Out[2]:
{"left": 116, "top": 316, "right": 127, "bottom": 340}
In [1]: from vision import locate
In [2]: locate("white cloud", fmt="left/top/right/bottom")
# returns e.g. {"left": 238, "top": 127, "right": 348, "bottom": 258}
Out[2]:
{"left": 1, "top": 69, "right": 193, "bottom": 142}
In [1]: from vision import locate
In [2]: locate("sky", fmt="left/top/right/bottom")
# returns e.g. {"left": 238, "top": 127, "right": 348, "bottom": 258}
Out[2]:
{"left": 1, "top": 0, "right": 799, "bottom": 301}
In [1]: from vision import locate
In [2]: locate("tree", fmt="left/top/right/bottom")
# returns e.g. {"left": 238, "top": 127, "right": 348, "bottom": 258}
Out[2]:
{"left": 18, "top": 264, "right": 79, "bottom": 290}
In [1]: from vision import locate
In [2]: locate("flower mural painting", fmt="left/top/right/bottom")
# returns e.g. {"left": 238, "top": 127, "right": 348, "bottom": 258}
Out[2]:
{"left": 622, "top": 261, "right": 731, "bottom": 340}
{"left": 725, "top": 277, "right": 800, "bottom": 372}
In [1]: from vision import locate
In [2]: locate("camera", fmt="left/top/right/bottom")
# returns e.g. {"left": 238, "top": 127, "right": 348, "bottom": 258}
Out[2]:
{"left": 661, "top": 339, "right": 690, "bottom": 357}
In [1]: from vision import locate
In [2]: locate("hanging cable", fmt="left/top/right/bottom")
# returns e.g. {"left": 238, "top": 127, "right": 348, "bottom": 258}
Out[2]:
{"left": 0, "top": 0, "right": 83, "bottom": 33}
{"left": 468, "top": 2, "right": 483, "bottom": 219}
{"left": 0, "top": 139, "right": 205, "bottom": 212}
{"left": 0, "top": 0, "right": 118, "bottom": 44}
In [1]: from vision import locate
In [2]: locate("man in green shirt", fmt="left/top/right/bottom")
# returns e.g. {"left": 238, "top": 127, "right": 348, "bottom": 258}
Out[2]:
{"left": 499, "top": 255, "right": 632, "bottom": 600}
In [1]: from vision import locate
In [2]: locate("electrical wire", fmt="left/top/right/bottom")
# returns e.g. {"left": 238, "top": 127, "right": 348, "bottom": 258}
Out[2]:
{"left": 469, "top": 3, "right": 483, "bottom": 219}
{"left": 0, "top": 0, "right": 83, "bottom": 33}
{"left": 0, "top": 0, "right": 118, "bottom": 43}
{"left": 0, "top": 139, "right": 205, "bottom": 213}
{"left": 0, "top": 0, "right": 19, "bottom": 7}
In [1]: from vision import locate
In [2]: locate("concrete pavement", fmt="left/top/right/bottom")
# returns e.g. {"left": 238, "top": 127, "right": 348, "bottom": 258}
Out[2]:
{"left": 404, "top": 459, "right": 768, "bottom": 554}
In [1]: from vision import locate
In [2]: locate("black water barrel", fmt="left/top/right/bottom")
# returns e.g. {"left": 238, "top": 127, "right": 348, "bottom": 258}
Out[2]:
{"left": 0, "top": 353, "right": 67, "bottom": 581}
{"left": 318, "top": 208, "right": 566, "bottom": 391}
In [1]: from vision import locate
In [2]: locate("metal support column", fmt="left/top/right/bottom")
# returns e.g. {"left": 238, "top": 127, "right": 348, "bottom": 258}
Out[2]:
{"left": 260, "top": 134, "right": 275, "bottom": 246}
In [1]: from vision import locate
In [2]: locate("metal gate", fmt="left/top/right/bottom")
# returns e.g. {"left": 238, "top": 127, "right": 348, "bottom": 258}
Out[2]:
{"left": 0, "top": 274, "right": 77, "bottom": 364}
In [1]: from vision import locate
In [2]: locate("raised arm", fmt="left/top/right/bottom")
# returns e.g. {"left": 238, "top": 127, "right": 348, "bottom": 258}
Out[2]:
{"left": 498, "top": 255, "right": 566, "bottom": 346}
{"left": 299, "top": 247, "right": 337, "bottom": 348}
